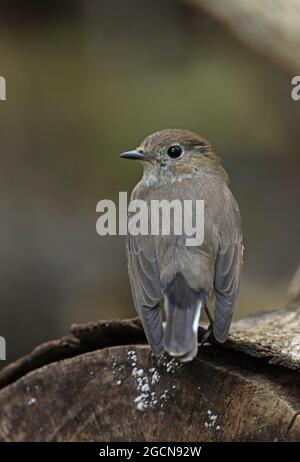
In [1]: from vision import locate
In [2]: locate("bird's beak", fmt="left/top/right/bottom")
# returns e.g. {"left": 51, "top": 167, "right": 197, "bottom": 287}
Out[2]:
{"left": 119, "top": 149, "right": 145, "bottom": 161}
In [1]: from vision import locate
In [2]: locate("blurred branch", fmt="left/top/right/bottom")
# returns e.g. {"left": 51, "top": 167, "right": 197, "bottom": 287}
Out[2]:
{"left": 186, "top": 0, "right": 300, "bottom": 72}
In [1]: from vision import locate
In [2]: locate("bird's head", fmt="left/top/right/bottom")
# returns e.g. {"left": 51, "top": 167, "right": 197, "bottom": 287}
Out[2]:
{"left": 120, "top": 128, "right": 227, "bottom": 185}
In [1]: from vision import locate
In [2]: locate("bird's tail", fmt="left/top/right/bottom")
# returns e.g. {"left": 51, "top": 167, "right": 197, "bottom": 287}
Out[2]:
{"left": 163, "top": 273, "right": 203, "bottom": 362}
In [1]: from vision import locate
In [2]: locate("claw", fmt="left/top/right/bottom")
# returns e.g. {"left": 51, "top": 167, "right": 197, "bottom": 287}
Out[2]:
{"left": 200, "top": 304, "right": 214, "bottom": 345}
{"left": 200, "top": 324, "right": 213, "bottom": 345}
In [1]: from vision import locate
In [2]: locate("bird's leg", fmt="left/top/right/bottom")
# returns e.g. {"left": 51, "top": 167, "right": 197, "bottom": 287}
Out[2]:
{"left": 201, "top": 304, "right": 214, "bottom": 345}
{"left": 204, "top": 303, "right": 213, "bottom": 325}
{"left": 147, "top": 350, "right": 155, "bottom": 367}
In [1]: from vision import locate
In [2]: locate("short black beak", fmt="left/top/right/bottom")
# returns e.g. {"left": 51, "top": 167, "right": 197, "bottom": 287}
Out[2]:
{"left": 119, "top": 150, "right": 145, "bottom": 160}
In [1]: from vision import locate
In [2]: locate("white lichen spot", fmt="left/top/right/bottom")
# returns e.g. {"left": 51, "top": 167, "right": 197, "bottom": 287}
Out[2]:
{"left": 132, "top": 367, "right": 138, "bottom": 377}
{"left": 137, "top": 402, "right": 146, "bottom": 411}
{"left": 141, "top": 383, "right": 150, "bottom": 393}
{"left": 127, "top": 350, "right": 181, "bottom": 412}
{"left": 151, "top": 371, "right": 160, "bottom": 385}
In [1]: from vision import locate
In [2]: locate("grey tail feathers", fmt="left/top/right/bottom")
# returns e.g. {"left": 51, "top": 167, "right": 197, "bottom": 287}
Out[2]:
{"left": 163, "top": 273, "right": 204, "bottom": 362}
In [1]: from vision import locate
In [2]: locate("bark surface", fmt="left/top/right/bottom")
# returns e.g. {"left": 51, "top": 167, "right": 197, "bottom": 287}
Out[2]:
{"left": 0, "top": 306, "right": 299, "bottom": 441}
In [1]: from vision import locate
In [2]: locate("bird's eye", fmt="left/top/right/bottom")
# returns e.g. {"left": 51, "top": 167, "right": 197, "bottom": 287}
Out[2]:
{"left": 167, "top": 145, "right": 183, "bottom": 159}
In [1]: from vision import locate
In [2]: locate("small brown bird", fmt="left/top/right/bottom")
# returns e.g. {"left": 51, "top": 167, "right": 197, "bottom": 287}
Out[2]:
{"left": 120, "top": 129, "right": 243, "bottom": 361}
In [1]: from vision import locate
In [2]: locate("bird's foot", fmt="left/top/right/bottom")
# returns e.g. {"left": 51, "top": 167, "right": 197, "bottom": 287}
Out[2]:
{"left": 147, "top": 350, "right": 160, "bottom": 368}
{"left": 200, "top": 303, "right": 214, "bottom": 345}
{"left": 200, "top": 323, "right": 214, "bottom": 346}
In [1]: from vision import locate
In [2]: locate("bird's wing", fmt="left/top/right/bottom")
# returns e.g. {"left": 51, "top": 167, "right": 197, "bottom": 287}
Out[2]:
{"left": 213, "top": 234, "right": 243, "bottom": 343}
{"left": 127, "top": 234, "right": 163, "bottom": 355}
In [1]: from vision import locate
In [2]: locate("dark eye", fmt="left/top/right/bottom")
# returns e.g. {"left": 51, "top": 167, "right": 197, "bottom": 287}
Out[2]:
{"left": 167, "top": 145, "right": 183, "bottom": 159}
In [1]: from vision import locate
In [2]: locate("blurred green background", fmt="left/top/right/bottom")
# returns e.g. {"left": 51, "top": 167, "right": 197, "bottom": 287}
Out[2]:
{"left": 0, "top": 0, "right": 299, "bottom": 366}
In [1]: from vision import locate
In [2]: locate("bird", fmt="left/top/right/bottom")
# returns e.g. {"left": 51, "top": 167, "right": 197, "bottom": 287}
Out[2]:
{"left": 120, "top": 128, "right": 243, "bottom": 362}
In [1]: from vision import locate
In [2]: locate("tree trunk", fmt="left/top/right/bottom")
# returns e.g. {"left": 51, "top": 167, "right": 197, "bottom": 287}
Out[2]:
{"left": 0, "top": 305, "right": 299, "bottom": 442}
